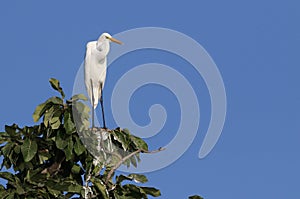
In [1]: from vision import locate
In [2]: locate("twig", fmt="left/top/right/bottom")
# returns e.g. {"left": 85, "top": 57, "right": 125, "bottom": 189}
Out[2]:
{"left": 141, "top": 147, "right": 166, "bottom": 154}
{"left": 84, "top": 166, "right": 92, "bottom": 199}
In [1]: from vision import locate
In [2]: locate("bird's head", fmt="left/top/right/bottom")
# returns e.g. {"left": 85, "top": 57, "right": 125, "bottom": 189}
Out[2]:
{"left": 100, "top": 32, "right": 123, "bottom": 45}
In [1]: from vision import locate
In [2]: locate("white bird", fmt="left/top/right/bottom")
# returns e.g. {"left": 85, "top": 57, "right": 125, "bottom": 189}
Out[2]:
{"left": 84, "top": 33, "right": 122, "bottom": 128}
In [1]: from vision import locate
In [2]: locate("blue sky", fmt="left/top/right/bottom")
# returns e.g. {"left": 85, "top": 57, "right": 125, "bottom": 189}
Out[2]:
{"left": 0, "top": 1, "right": 298, "bottom": 198}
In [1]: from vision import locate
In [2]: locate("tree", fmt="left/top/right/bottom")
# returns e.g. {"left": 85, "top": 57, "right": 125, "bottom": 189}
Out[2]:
{"left": 0, "top": 78, "right": 203, "bottom": 199}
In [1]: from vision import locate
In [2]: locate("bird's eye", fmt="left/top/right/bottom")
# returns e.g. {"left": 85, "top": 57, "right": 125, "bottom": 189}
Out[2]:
{"left": 105, "top": 36, "right": 109, "bottom": 39}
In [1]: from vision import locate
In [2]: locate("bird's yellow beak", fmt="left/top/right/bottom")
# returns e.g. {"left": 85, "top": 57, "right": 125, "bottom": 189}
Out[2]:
{"left": 109, "top": 37, "right": 123, "bottom": 45}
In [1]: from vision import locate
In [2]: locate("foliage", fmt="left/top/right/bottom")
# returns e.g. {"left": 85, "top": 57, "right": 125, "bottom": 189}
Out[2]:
{"left": 189, "top": 195, "right": 204, "bottom": 199}
{"left": 0, "top": 78, "right": 161, "bottom": 199}
{"left": 0, "top": 78, "right": 203, "bottom": 199}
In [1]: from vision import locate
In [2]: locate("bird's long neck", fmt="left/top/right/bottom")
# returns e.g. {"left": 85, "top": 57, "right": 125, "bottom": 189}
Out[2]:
{"left": 96, "top": 37, "right": 109, "bottom": 51}
{"left": 95, "top": 40, "right": 110, "bottom": 60}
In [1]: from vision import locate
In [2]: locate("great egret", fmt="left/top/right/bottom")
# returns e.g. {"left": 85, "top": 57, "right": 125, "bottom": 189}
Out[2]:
{"left": 84, "top": 33, "right": 122, "bottom": 128}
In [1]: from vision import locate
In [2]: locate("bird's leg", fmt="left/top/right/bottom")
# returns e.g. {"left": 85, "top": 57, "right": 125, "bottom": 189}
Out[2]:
{"left": 100, "top": 82, "right": 106, "bottom": 129}
{"left": 90, "top": 79, "right": 95, "bottom": 129}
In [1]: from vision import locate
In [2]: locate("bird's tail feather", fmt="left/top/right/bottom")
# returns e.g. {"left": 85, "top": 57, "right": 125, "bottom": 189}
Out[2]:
{"left": 91, "top": 89, "right": 103, "bottom": 109}
{"left": 92, "top": 89, "right": 99, "bottom": 109}
{"left": 88, "top": 80, "right": 103, "bottom": 110}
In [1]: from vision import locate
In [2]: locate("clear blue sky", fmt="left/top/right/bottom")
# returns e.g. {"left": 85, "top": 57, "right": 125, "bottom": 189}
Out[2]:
{"left": 0, "top": 1, "right": 298, "bottom": 198}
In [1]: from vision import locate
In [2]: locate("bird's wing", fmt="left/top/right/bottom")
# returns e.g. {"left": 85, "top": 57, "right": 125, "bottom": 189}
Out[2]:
{"left": 84, "top": 41, "right": 96, "bottom": 64}
{"left": 84, "top": 42, "right": 97, "bottom": 105}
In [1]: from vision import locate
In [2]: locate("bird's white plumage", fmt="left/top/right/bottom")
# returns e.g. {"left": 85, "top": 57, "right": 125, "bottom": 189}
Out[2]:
{"left": 84, "top": 41, "right": 107, "bottom": 109}
{"left": 84, "top": 33, "right": 121, "bottom": 110}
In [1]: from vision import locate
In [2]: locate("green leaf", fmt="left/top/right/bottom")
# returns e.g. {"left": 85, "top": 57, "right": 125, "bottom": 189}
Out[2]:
{"left": 130, "top": 156, "right": 138, "bottom": 168}
{"left": 128, "top": 174, "right": 148, "bottom": 183}
{"left": 116, "top": 174, "right": 132, "bottom": 184}
{"left": 74, "top": 102, "right": 90, "bottom": 117}
{"left": 25, "top": 168, "right": 46, "bottom": 185}
{"left": 0, "top": 185, "right": 9, "bottom": 198}
{"left": 124, "top": 158, "right": 131, "bottom": 168}
{"left": 45, "top": 179, "right": 82, "bottom": 194}
{"left": 130, "top": 135, "right": 148, "bottom": 151}
{"left": 64, "top": 111, "right": 76, "bottom": 134}
{"left": 74, "top": 136, "right": 85, "bottom": 156}
{"left": 135, "top": 153, "right": 141, "bottom": 163}
{"left": 50, "top": 109, "right": 62, "bottom": 129}
{"left": 1, "top": 142, "right": 14, "bottom": 157}
{"left": 189, "top": 195, "right": 204, "bottom": 199}
{"left": 15, "top": 177, "right": 25, "bottom": 195}
{"left": 46, "top": 96, "right": 63, "bottom": 105}
{"left": 90, "top": 177, "right": 109, "bottom": 199}
{"left": 111, "top": 130, "right": 130, "bottom": 151}
{"left": 67, "top": 94, "right": 88, "bottom": 104}
{"left": 49, "top": 78, "right": 65, "bottom": 99}
{"left": 1, "top": 157, "right": 11, "bottom": 170}
{"left": 116, "top": 174, "right": 148, "bottom": 184}
{"left": 23, "top": 126, "right": 35, "bottom": 136}
{"left": 71, "top": 165, "right": 81, "bottom": 174}
{"left": 122, "top": 184, "right": 144, "bottom": 197}
{"left": 0, "top": 131, "right": 9, "bottom": 144}
{"left": 55, "top": 131, "right": 68, "bottom": 150}
{"left": 0, "top": 172, "right": 14, "bottom": 182}
{"left": 32, "top": 96, "right": 62, "bottom": 123}
{"left": 47, "top": 187, "right": 61, "bottom": 197}
{"left": 5, "top": 192, "right": 15, "bottom": 199}
{"left": 141, "top": 187, "right": 161, "bottom": 197}
{"left": 73, "top": 101, "right": 90, "bottom": 131}
{"left": 33, "top": 101, "right": 52, "bottom": 122}
{"left": 66, "top": 183, "right": 82, "bottom": 193}
{"left": 123, "top": 128, "right": 131, "bottom": 135}
{"left": 21, "top": 138, "right": 38, "bottom": 162}
{"left": 43, "top": 106, "right": 56, "bottom": 127}
{"left": 48, "top": 180, "right": 82, "bottom": 194}
{"left": 113, "top": 192, "right": 129, "bottom": 199}
{"left": 4, "top": 125, "right": 17, "bottom": 136}
{"left": 13, "top": 144, "right": 21, "bottom": 154}
{"left": 65, "top": 137, "right": 73, "bottom": 161}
